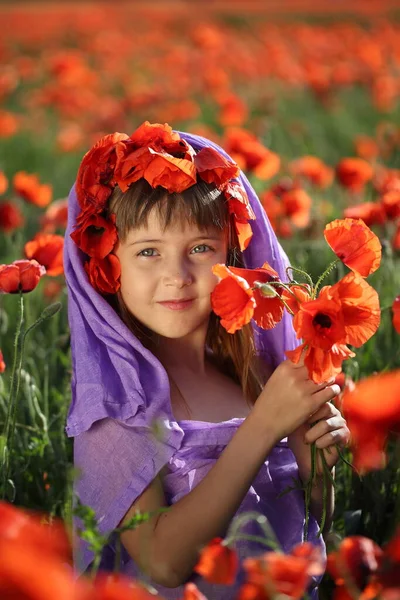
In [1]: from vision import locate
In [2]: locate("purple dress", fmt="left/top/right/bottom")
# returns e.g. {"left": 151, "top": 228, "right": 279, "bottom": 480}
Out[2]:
{"left": 64, "top": 130, "right": 327, "bottom": 599}
{"left": 72, "top": 414, "right": 325, "bottom": 599}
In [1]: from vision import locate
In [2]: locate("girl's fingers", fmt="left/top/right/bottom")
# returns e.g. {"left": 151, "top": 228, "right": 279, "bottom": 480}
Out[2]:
{"left": 306, "top": 401, "right": 337, "bottom": 423}
{"left": 314, "top": 429, "right": 349, "bottom": 450}
{"left": 304, "top": 416, "right": 344, "bottom": 444}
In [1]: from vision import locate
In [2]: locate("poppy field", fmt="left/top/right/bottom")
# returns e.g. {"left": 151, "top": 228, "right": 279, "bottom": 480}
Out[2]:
{"left": 0, "top": 1, "right": 400, "bottom": 599}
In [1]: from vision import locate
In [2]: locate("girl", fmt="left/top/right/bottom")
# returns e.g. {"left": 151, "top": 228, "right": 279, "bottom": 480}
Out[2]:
{"left": 64, "top": 122, "right": 349, "bottom": 599}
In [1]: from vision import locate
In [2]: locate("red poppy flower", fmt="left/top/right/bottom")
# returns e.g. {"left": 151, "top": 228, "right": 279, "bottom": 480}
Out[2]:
{"left": 335, "top": 158, "right": 374, "bottom": 193}
{"left": 343, "top": 202, "right": 386, "bottom": 227}
{"left": 218, "top": 93, "right": 248, "bottom": 128}
{"left": 373, "top": 167, "right": 400, "bottom": 195}
{"left": 0, "top": 259, "right": 46, "bottom": 293}
{"left": 70, "top": 213, "right": 117, "bottom": 259}
{"left": 84, "top": 254, "right": 121, "bottom": 295}
{"left": 194, "top": 147, "right": 239, "bottom": 187}
{"left": 393, "top": 222, "right": 400, "bottom": 251}
{"left": 286, "top": 343, "right": 356, "bottom": 384}
{"left": 327, "top": 536, "right": 383, "bottom": 600}
{"left": 13, "top": 171, "right": 53, "bottom": 208}
{"left": 324, "top": 218, "right": 381, "bottom": 277}
{"left": 194, "top": 537, "right": 239, "bottom": 585}
{"left": 329, "top": 272, "right": 380, "bottom": 347}
{"left": 0, "top": 170, "right": 8, "bottom": 194}
{"left": 341, "top": 370, "right": 400, "bottom": 472}
{"left": 211, "top": 263, "right": 284, "bottom": 333}
{"left": 24, "top": 233, "right": 64, "bottom": 276}
{"left": 90, "top": 571, "right": 164, "bottom": 599}
{"left": 222, "top": 180, "right": 255, "bottom": 251}
{"left": 0, "top": 200, "right": 25, "bottom": 232}
{"left": 114, "top": 121, "right": 196, "bottom": 193}
{"left": 0, "top": 539, "right": 88, "bottom": 600}
{"left": 0, "top": 501, "right": 71, "bottom": 562}
{"left": 239, "top": 543, "right": 325, "bottom": 600}
{"left": 76, "top": 132, "right": 129, "bottom": 212}
{"left": 354, "top": 135, "right": 379, "bottom": 161}
{"left": 292, "top": 287, "right": 347, "bottom": 351}
{"left": 289, "top": 156, "right": 334, "bottom": 189}
{"left": 281, "top": 284, "right": 312, "bottom": 315}
{"left": 211, "top": 264, "right": 256, "bottom": 333}
{"left": 0, "top": 350, "right": 5, "bottom": 373}
{"left": 393, "top": 296, "right": 400, "bottom": 334}
{"left": 381, "top": 191, "right": 400, "bottom": 220}
{"left": 41, "top": 198, "right": 69, "bottom": 233}
{"left": 281, "top": 188, "right": 312, "bottom": 228}
{"left": 223, "top": 127, "right": 280, "bottom": 180}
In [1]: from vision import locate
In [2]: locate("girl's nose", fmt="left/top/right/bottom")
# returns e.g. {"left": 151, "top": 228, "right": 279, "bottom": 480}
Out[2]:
{"left": 164, "top": 262, "right": 193, "bottom": 287}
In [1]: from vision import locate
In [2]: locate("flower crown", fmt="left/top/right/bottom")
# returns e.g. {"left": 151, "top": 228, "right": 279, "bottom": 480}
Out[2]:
{"left": 70, "top": 121, "right": 256, "bottom": 295}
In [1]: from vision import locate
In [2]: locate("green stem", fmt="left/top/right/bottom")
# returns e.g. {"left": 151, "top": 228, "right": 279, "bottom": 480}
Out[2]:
{"left": 1, "top": 292, "right": 24, "bottom": 500}
{"left": 285, "top": 266, "right": 314, "bottom": 290}
{"left": 90, "top": 553, "right": 102, "bottom": 581}
{"left": 313, "top": 259, "right": 340, "bottom": 298}
{"left": 224, "top": 511, "right": 282, "bottom": 552}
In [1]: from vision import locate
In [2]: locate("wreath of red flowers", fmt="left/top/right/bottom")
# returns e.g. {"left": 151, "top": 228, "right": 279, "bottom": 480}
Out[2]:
{"left": 70, "top": 121, "right": 256, "bottom": 295}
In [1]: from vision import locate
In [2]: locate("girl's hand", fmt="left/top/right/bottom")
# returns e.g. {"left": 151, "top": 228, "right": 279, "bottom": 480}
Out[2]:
{"left": 287, "top": 400, "right": 350, "bottom": 483}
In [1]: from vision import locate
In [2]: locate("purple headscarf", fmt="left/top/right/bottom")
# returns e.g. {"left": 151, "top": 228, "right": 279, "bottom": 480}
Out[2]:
{"left": 64, "top": 130, "right": 301, "bottom": 578}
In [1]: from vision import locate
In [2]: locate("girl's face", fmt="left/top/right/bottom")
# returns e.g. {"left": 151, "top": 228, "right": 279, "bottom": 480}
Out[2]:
{"left": 113, "top": 207, "right": 228, "bottom": 340}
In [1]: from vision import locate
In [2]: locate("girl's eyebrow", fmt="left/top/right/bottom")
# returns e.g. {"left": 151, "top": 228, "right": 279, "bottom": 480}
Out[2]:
{"left": 128, "top": 235, "right": 222, "bottom": 247}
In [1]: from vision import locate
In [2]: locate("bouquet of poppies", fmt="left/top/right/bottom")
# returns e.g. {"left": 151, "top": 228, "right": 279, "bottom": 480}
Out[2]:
{"left": 211, "top": 217, "right": 382, "bottom": 537}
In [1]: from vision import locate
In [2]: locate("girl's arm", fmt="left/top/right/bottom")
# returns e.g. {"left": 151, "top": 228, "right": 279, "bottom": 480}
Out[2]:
{"left": 121, "top": 408, "right": 278, "bottom": 588}
{"left": 119, "top": 358, "right": 340, "bottom": 588}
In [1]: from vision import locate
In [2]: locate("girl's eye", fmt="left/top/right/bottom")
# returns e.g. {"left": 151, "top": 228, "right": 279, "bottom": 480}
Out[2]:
{"left": 191, "top": 244, "right": 213, "bottom": 254}
{"left": 137, "top": 245, "right": 213, "bottom": 257}
{"left": 137, "top": 248, "right": 158, "bottom": 257}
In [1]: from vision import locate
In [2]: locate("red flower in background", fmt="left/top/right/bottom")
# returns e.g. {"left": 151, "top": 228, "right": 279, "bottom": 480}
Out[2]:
{"left": 381, "top": 191, "right": 400, "bottom": 220}
{"left": 0, "top": 201, "right": 25, "bottom": 232}
{"left": 343, "top": 202, "right": 386, "bottom": 227}
{"left": 0, "top": 170, "right": 8, "bottom": 194}
{"left": 336, "top": 158, "right": 374, "bottom": 193}
{"left": 324, "top": 218, "right": 381, "bottom": 277}
{"left": 341, "top": 370, "right": 400, "bottom": 472}
{"left": 281, "top": 188, "right": 312, "bottom": 229}
{"left": 393, "top": 296, "right": 400, "bottom": 334}
{"left": 353, "top": 135, "right": 379, "bottom": 161}
{"left": 24, "top": 233, "right": 64, "bottom": 276}
{"left": 223, "top": 127, "right": 281, "bottom": 180}
{"left": 13, "top": 171, "right": 53, "bottom": 207}
{"left": 0, "top": 350, "right": 5, "bottom": 373}
{"left": 0, "top": 259, "right": 46, "bottom": 293}
{"left": 41, "top": 197, "right": 69, "bottom": 232}
{"left": 289, "top": 156, "right": 334, "bottom": 189}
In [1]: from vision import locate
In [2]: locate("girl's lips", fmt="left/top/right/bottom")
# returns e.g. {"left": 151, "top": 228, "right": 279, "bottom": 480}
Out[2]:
{"left": 158, "top": 299, "right": 195, "bottom": 310}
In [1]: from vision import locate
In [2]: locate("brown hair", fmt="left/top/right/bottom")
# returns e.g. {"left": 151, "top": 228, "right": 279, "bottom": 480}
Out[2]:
{"left": 106, "top": 178, "right": 271, "bottom": 411}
